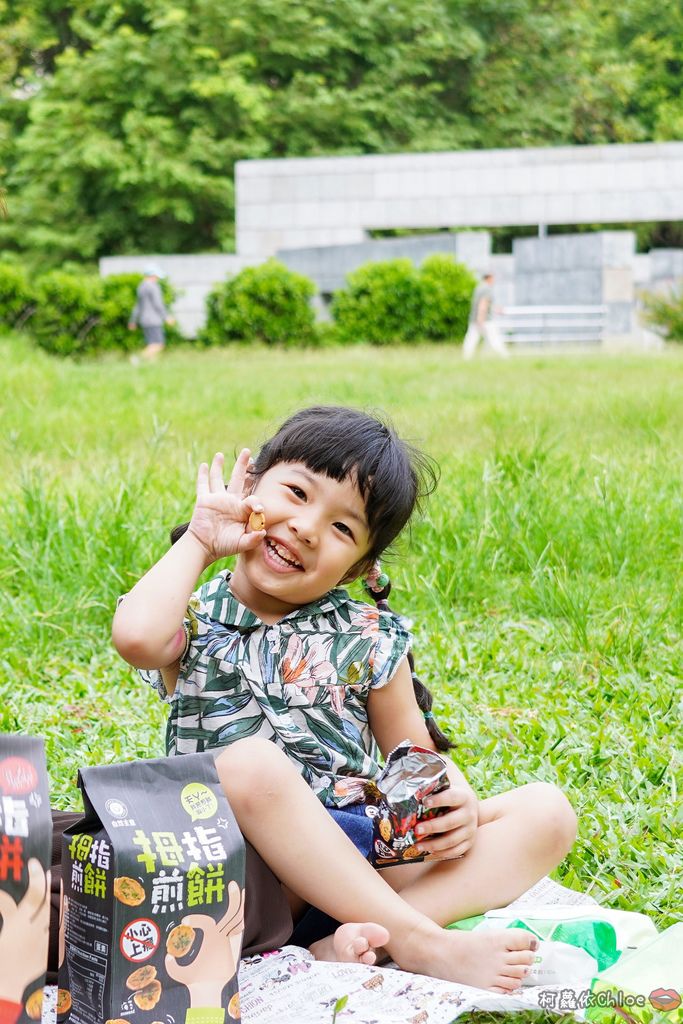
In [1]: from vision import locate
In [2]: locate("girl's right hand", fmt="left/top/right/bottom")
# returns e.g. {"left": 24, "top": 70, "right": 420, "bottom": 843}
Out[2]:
{"left": 187, "top": 449, "right": 266, "bottom": 563}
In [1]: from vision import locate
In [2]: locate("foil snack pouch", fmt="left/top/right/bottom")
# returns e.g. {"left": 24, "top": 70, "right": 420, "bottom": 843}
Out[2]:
{"left": 0, "top": 735, "right": 52, "bottom": 1024}
{"left": 60, "top": 752, "right": 245, "bottom": 1024}
{"left": 366, "top": 741, "right": 449, "bottom": 867}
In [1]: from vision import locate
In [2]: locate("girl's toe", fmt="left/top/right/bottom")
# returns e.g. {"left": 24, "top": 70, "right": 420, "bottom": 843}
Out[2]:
{"left": 505, "top": 951, "right": 535, "bottom": 966}
{"left": 500, "top": 964, "right": 528, "bottom": 981}
{"left": 494, "top": 974, "right": 521, "bottom": 993}
{"left": 505, "top": 930, "right": 537, "bottom": 953}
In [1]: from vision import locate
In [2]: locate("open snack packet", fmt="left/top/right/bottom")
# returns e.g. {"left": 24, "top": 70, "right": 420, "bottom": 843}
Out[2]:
{"left": 364, "top": 741, "right": 450, "bottom": 867}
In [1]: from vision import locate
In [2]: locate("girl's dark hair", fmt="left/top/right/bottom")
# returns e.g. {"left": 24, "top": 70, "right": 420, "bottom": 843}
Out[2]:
{"left": 171, "top": 405, "right": 450, "bottom": 748}
{"left": 172, "top": 405, "right": 438, "bottom": 569}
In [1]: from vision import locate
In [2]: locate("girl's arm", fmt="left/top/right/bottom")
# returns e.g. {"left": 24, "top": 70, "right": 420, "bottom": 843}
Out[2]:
{"left": 112, "top": 530, "right": 211, "bottom": 670}
{"left": 367, "top": 659, "right": 479, "bottom": 859}
{"left": 367, "top": 657, "right": 435, "bottom": 757}
{"left": 112, "top": 449, "right": 265, "bottom": 676}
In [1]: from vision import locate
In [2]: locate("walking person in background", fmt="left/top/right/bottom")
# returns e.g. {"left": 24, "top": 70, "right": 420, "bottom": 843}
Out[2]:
{"left": 462, "top": 272, "right": 508, "bottom": 360}
{"left": 128, "top": 264, "right": 175, "bottom": 361}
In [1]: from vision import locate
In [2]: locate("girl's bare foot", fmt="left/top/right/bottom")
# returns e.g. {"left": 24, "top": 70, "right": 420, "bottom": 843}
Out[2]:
{"left": 403, "top": 924, "right": 537, "bottom": 994}
{"left": 310, "top": 922, "right": 390, "bottom": 966}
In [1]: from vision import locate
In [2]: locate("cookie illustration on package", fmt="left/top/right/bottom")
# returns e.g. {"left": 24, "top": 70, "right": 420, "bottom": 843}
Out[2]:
{"left": 378, "top": 817, "right": 392, "bottom": 842}
{"left": 133, "top": 979, "right": 163, "bottom": 1010}
{"left": 166, "top": 923, "right": 196, "bottom": 958}
{"left": 126, "top": 964, "right": 157, "bottom": 989}
{"left": 113, "top": 875, "right": 145, "bottom": 906}
{"left": 24, "top": 991, "right": 43, "bottom": 1022}
{"left": 56, "top": 989, "right": 72, "bottom": 1018}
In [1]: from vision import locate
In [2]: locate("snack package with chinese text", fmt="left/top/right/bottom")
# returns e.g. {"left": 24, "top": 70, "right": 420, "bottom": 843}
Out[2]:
{"left": 0, "top": 734, "right": 52, "bottom": 1024}
{"left": 365, "top": 741, "right": 449, "bottom": 867}
{"left": 60, "top": 752, "right": 245, "bottom": 1024}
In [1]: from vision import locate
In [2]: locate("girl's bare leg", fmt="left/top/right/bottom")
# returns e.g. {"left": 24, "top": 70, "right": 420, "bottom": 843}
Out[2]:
{"left": 214, "top": 739, "right": 539, "bottom": 993}
{"left": 379, "top": 783, "right": 577, "bottom": 924}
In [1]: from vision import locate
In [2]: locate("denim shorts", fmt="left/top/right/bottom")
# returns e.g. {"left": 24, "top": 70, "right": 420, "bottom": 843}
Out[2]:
{"left": 142, "top": 324, "right": 165, "bottom": 346}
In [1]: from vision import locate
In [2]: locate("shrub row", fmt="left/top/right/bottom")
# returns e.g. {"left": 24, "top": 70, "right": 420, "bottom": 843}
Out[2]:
{"left": 200, "top": 255, "right": 476, "bottom": 348}
{"left": 0, "top": 254, "right": 476, "bottom": 356}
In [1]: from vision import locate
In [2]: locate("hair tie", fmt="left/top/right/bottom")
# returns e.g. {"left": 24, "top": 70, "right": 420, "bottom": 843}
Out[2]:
{"left": 363, "top": 560, "right": 390, "bottom": 595}
{"left": 423, "top": 710, "right": 434, "bottom": 721}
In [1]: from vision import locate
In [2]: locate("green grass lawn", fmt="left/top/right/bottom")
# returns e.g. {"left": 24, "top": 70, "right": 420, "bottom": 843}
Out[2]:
{"left": 1, "top": 333, "right": 681, "bottom": 934}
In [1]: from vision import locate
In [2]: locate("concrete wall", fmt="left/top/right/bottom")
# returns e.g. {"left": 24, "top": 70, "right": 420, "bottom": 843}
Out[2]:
{"left": 99, "top": 254, "right": 250, "bottom": 337}
{"left": 513, "top": 232, "right": 636, "bottom": 337}
{"left": 236, "top": 141, "right": 683, "bottom": 259}
{"left": 277, "top": 231, "right": 491, "bottom": 295}
{"left": 649, "top": 249, "right": 683, "bottom": 293}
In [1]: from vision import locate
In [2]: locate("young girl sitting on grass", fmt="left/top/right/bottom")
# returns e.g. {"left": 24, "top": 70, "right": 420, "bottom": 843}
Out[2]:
{"left": 112, "top": 405, "right": 576, "bottom": 992}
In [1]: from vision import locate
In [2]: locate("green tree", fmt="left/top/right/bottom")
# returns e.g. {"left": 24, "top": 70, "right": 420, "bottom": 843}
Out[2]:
{"left": 570, "top": 0, "right": 683, "bottom": 144}
{"left": 0, "top": 0, "right": 482, "bottom": 263}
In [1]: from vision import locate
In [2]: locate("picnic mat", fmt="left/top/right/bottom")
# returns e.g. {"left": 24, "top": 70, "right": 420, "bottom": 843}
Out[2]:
{"left": 43, "top": 878, "right": 638, "bottom": 1024}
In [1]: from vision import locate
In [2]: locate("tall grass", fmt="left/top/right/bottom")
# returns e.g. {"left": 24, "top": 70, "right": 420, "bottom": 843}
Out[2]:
{"left": 1, "top": 334, "right": 681, "bottom": 927}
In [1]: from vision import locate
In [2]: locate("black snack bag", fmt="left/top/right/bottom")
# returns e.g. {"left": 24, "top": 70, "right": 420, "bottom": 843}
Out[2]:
{"left": 0, "top": 735, "right": 52, "bottom": 1024}
{"left": 60, "top": 752, "right": 245, "bottom": 1024}
{"left": 365, "top": 741, "right": 450, "bottom": 867}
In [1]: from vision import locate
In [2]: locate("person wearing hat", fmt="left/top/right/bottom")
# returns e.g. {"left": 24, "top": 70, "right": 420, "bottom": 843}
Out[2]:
{"left": 128, "top": 263, "right": 175, "bottom": 360}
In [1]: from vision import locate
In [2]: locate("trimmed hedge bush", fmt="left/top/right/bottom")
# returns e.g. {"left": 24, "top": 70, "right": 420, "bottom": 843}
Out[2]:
{"left": 200, "top": 259, "right": 317, "bottom": 347}
{"left": 642, "top": 289, "right": 683, "bottom": 342}
{"left": 331, "top": 254, "right": 476, "bottom": 344}
{"left": 331, "top": 259, "right": 422, "bottom": 344}
{"left": 32, "top": 271, "right": 104, "bottom": 356}
{"left": 419, "top": 254, "right": 477, "bottom": 341}
{"left": 0, "top": 262, "right": 37, "bottom": 330}
{"left": 25, "top": 271, "right": 180, "bottom": 356}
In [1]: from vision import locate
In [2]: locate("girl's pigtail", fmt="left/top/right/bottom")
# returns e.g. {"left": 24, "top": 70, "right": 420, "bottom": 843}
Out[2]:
{"left": 170, "top": 522, "right": 190, "bottom": 545}
{"left": 363, "top": 564, "right": 454, "bottom": 753}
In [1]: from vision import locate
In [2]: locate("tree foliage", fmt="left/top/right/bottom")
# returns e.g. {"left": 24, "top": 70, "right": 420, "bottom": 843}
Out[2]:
{"left": 0, "top": 0, "right": 680, "bottom": 265}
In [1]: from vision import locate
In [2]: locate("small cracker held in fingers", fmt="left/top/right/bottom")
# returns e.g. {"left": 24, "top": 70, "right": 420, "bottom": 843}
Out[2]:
{"left": 248, "top": 510, "right": 266, "bottom": 532}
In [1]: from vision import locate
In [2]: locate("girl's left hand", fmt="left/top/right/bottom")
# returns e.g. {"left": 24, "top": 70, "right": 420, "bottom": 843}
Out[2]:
{"left": 414, "top": 784, "right": 479, "bottom": 861}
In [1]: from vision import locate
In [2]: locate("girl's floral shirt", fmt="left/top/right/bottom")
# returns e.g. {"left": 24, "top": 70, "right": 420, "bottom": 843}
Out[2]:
{"left": 140, "top": 570, "right": 411, "bottom": 808}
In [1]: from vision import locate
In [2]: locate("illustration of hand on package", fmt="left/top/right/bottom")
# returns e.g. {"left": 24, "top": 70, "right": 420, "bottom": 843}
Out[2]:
{"left": 0, "top": 736, "right": 52, "bottom": 1024}
{"left": 0, "top": 860, "right": 51, "bottom": 1023}
{"left": 165, "top": 881, "right": 245, "bottom": 1012}
{"left": 60, "top": 753, "right": 246, "bottom": 1024}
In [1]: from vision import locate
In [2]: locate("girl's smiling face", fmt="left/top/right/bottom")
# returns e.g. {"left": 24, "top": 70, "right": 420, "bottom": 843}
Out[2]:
{"left": 229, "top": 462, "right": 372, "bottom": 621}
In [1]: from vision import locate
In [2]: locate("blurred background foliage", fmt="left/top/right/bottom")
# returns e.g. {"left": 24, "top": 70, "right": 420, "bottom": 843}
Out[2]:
{"left": 0, "top": 0, "right": 682, "bottom": 266}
